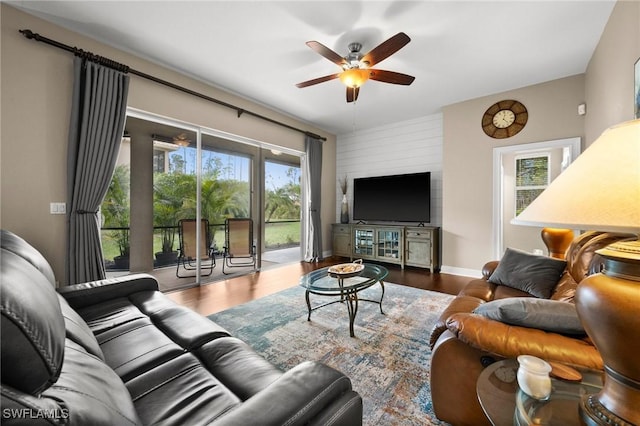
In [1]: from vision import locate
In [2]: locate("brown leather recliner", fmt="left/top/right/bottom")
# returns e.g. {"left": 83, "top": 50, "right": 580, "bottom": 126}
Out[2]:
{"left": 428, "top": 231, "right": 634, "bottom": 426}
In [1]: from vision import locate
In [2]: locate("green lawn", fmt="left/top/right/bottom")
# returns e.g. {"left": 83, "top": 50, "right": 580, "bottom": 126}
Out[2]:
{"left": 101, "top": 221, "right": 300, "bottom": 262}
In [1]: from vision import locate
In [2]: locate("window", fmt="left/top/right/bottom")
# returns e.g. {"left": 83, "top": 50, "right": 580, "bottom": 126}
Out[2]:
{"left": 515, "top": 154, "right": 549, "bottom": 215}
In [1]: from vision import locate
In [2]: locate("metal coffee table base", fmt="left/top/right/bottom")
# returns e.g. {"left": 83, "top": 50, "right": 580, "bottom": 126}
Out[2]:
{"left": 305, "top": 280, "right": 385, "bottom": 337}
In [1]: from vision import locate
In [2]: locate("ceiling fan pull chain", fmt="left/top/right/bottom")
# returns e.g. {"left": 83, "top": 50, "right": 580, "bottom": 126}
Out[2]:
{"left": 352, "top": 97, "right": 357, "bottom": 133}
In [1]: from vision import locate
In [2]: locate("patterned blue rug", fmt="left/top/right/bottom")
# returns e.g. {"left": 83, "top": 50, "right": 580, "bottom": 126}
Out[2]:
{"left": 208, "top": 282, "right": 454, "bottom": 426}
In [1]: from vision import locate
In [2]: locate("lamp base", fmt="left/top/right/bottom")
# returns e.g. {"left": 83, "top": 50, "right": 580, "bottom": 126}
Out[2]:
{"left": 576, "top": 239, "right": 640, "bottom": 426}
{"left": 540, "top": 228, "right": 574, "bottom": 259}
{"left": 580, "top": 393, "right": 635, "bottom": 426}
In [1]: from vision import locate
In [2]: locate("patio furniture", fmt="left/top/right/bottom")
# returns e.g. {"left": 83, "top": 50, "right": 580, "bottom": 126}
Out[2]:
{"left": 222, "top": 218, "right": 257, "bottom": 274}
{"left": 176, "top": 219, "right": 215, "bottom": 278}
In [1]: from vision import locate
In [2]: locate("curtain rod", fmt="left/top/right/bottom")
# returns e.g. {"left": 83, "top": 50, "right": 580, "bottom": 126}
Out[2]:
{"left": 19, "top": 29, "right": 326, "bottom": 142}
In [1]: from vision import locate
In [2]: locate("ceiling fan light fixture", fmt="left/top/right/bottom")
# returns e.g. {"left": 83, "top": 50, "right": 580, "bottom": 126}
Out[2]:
{"left": 339, "top": 68, "right": 370, "bottom": 88}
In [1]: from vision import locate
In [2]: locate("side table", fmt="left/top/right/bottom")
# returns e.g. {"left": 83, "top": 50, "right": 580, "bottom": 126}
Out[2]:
{"left": 477, "top": 358, "right": 603, "bottom": 425}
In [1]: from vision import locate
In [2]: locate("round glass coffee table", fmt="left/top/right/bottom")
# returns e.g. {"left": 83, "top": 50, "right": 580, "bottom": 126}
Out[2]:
{"left": 477, "top": 358, "right": 604, "bottom": 425}
{"left": 299, "top": 263, "right": 388, "bottom": 337}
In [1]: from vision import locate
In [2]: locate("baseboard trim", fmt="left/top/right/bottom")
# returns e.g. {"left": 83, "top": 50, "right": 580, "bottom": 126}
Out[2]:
{"left": 440, "top": 265, "right": 482, "bottom": 278}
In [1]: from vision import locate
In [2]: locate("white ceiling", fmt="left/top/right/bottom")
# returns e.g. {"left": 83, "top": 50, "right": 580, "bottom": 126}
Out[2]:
{"left": 10, "top": 1, "right": 616, "bottom": 135}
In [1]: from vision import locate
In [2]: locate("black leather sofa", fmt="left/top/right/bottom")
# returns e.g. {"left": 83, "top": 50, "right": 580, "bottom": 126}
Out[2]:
{"left": 1, "top": 229, "right": 362, "bottom": 425}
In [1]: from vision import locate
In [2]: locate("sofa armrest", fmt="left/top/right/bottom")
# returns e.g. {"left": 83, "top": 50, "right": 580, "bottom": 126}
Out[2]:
{"left": 213, "top": 361, "right": 362, "bottom": 426}
{"left": 446, "top": 313, "right": 603, "bottom": 370}
{"left": 482, "top": 260, "right": 499, "bottom": 279}
{"left": 429, "top": 295, "right": 485, "bottom": 349}
{"left": 57, "top": 273, "right": 159, "bottom": 309}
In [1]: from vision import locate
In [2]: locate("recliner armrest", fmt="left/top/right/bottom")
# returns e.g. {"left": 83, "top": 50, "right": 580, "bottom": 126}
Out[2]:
{"left": 57, "top": 273, "right": 159, "bottom": 309}
{"left": 446, "top": 313, "right": 603, "bottom": 370}
{"left": 213, "top": 361, "right": 362, "bottom": 426}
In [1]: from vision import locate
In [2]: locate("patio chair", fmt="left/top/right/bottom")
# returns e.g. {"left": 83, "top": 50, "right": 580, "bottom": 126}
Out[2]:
{"left": 222, "top": 218, "right": 257, "bottom": 274}
{"left": 176, "top": 219, "right": 216, "bottom": 278}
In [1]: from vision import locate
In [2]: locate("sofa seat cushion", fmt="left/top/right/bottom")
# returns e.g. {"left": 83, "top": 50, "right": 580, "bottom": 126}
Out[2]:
{"left": 130, "top": 291, "right": 230, "bottom": 349}
{"left": 126, "top": 353, "right": 242, "bottom": 425}
{"left": 95, "top": 317, "right": 185, "bottom": 381}
{"left": 197, "top": 337, "right": 283, "bottom": 401}
{"left": 78, "top": 297, "right": 147, "bottom": 334}
{"left": 488, "top": 248, "right": 567, "bottom": 298}
{"left": 473, "top": 297, "right": 586, "bottom": 335}
{"left": 77, "top": 292, "right": 233, "bottom": 383}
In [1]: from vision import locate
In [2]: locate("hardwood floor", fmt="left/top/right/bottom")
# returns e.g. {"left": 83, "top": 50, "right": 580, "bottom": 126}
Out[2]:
{"left": 166, "top": 256, "right": 470, "bottom": 316}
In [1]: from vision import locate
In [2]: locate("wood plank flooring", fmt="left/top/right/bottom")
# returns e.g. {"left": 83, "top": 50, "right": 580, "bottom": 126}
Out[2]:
{"left": 166, "top": 256, "right": 470, "bottom": 316}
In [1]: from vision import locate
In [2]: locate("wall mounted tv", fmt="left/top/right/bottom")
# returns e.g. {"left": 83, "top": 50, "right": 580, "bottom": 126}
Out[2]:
{"left": 352, "top": 172, "right": 431, "bottom": 223}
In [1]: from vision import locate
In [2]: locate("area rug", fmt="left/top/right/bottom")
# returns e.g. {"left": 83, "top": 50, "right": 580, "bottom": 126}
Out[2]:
{"left": 208, "top": 282, "right": 454, "bottom": 425}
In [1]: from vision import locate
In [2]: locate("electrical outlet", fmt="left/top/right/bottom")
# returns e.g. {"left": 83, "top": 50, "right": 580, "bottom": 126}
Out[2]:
{"left": 50, "top": 202, "right": 66, "bottom": 214}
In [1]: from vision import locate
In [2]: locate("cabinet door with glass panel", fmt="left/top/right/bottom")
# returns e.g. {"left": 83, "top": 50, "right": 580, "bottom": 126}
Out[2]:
{"left": 353, "top": 228, "right": 374, "bottom": 258}
{"left": 376, "top": 228, "right": 402, "bottom": 264}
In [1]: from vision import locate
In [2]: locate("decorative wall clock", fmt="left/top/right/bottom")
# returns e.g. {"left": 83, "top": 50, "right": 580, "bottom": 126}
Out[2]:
{"left": 482, "top": 100, "right": 528, "bottom": 139}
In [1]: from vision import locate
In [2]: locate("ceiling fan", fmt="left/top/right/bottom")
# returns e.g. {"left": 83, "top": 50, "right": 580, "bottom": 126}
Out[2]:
{"left": 296, "top": 32, "right": 415, "bottom": 103}
{"left": 173, "top": 133, "right": 191, "bottom": 147}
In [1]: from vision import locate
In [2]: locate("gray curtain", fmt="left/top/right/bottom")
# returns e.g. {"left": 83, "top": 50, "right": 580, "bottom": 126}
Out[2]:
{"left": 304, "top": 135, "right": 323, "bottom": 261}
{"left": 67, "top": 57, "right": 130, "bottom": 284}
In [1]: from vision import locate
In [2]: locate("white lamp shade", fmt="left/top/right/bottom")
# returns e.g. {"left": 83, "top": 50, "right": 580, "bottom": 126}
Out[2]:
{"left": 511, "top": 119, "right": 640, "bottom": 234}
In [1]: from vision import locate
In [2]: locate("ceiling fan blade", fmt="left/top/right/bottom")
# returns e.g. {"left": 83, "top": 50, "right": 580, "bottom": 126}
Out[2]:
{"left": 306, "top": 41, "right": 347, "bottom": 66}
{"left": 296, "top": 73, "right": 341, "bottom": 88}
{"left": 362, "top": 32, "right": 411, "bottom": 67}
{"left": 368, "top": 69, "right": 415, "bottom": 85}
{"left": 346, "top": 87, "right": 360, "bottom": 103}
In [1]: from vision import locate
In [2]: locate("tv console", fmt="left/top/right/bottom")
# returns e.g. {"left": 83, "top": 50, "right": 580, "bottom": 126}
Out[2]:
{"left": 332, "top": 224, "right": 440, "bottom": 272}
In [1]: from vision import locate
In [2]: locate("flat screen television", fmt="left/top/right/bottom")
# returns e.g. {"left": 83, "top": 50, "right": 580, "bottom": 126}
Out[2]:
{"left": 352, "top": 172, "right": 431, "bottom": 223}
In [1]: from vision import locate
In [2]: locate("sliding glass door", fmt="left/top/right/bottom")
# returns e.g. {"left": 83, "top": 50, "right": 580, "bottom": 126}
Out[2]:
{"left": 101, "top": 109, "right": 305, "bottom": 291}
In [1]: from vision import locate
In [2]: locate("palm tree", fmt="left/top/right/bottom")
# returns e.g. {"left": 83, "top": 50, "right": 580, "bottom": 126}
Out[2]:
{"left": 101, "top": 164, "right": 130, "bottom": 266}
{"left": 153, "top": 172, "right": 192, "bottom": 256}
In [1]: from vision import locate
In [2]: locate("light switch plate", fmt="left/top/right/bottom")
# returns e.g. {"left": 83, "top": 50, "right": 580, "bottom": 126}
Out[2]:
{"left": 50, "top": 202, "right": 66, "bottom": 214}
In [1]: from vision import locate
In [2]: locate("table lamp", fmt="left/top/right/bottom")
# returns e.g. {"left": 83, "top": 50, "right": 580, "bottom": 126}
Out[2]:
{"left": 540, "top": 227, "right": 574, "bottom": 259}
{"left": 512, "top": 118, "right": 640, "bottom": 425}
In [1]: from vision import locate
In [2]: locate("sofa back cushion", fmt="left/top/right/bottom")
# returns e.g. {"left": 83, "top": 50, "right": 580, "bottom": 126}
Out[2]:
{"left": 1, "top": 230, "right": 56, "bottom": 286}
{"left": 1, "top": 249, "right": 65, "bottom": 394}
{"left": 2, "top": 339, "right": 141, "bottom": 426}
{"left": 58, "top": 294, "right": 105, "bottom": 361}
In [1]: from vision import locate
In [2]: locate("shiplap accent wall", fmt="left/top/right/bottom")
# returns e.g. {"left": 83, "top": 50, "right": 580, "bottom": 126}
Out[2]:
{"left": 335, "top": 113, "right": 443, "bottom": 227}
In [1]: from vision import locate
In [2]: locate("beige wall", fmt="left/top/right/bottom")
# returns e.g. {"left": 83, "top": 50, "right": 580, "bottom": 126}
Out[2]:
{"left": 585, "top": 0, "right": 640, "bottom": 144}
{"left": 442, "top": 75, "right": 586, "bottom": 273}
{"left": 0, "top": 5, "right": 336, "bottom": 283}
{"left": 442, "top": 0, "right": 639, "bottom": 274}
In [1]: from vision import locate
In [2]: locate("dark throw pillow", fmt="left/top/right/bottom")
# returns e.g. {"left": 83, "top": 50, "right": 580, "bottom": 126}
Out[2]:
{"left": 488, "top": 248, "right": 567, "bottom": 298}
{"left": 473, "top": 297, "right": 585, "bottom": 335}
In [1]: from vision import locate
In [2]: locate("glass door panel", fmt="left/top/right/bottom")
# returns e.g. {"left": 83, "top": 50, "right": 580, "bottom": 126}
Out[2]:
{"left": 263, "top": 153, "right": 301, "bottom": 265}
{"left": 354, "top": 228, "right": 374, "bottom": 256}
{"left": 377, "top": 229, "right": 401, "bottom": 259}
{"left": 153, "top": 128, "right": 197, "bottom": 273}
{"left": 201, "top": 133, "right": 252, "bottom": 255}
{"left": 101, "top": 139, "right": 130, "bottom": 272}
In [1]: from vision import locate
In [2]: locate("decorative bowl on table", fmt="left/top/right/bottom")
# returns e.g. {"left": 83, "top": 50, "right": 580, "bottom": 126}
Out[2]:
{"left": 328, "top": 260, "right": 364, "bottom": 278}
